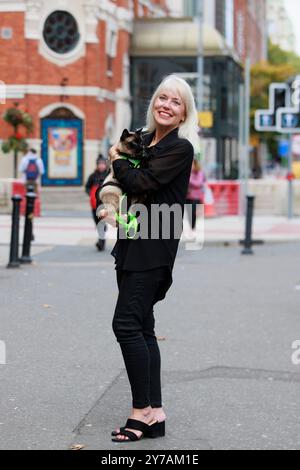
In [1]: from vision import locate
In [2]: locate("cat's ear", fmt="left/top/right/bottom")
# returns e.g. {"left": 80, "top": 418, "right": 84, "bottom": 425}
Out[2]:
{"left": 120, "top": 129, "right": 130, "bottom": 141}
{"left": 136, "top": 128, "right": 143, "bottom": 135}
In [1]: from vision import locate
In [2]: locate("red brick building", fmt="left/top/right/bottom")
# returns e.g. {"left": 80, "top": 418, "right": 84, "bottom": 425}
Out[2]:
{"left": 0, "top": 0, "right": 168, "bottom": 186}
{"left": 234, "top": 0, "right": 267, "bottom": 65}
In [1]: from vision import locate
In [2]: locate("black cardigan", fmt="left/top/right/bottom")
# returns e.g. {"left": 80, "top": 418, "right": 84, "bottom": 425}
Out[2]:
{"left": 111, "top": 127, "right": 194, "bottom": 275}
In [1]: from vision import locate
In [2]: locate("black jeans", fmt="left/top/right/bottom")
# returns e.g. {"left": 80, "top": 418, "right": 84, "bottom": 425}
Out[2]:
{"left": 112, "top": 267, "right": 170, "bottom": 409}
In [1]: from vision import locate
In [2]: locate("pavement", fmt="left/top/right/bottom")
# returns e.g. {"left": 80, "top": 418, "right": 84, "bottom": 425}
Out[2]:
{"left": 1, "top": 214, "right": 300, "bottom": 450}
{"left": 1, "top": 214, "right": 300, "bottom": 257}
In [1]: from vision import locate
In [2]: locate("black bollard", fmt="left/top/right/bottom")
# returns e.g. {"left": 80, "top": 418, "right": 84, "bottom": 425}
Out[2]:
{"left": 7, "top": 195, "right": 22, "bottom": 269}
{"left": 241, "top": 195, "right": 255, "bottom": 255}
{"left": 20, "top": 190, "right": 37, "bottom": 264}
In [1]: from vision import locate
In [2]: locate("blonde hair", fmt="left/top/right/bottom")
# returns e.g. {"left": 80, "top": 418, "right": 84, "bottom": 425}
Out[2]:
{"left": 145, "top": 75, "right": 200, "bottom": 153}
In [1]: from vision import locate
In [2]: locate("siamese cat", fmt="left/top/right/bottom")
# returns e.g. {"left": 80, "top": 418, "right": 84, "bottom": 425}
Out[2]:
{"left": 96, "top": 128, "right": 151, "bottom": 227}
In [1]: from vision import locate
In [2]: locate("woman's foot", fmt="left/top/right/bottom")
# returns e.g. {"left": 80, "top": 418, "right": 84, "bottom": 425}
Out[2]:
{"left": 152, "top": 407, "right": 167, "bottom": 423}
{"left": 112, "top": 407, "right": 166, "bottom": 439}
{"left": 112, "top": 407, "right": 159, "bottom": 442}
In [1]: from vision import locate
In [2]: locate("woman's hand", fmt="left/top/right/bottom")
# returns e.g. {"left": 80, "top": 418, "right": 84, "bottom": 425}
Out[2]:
{"left": 109, "top": 144, "right": 122, "bottom": 163}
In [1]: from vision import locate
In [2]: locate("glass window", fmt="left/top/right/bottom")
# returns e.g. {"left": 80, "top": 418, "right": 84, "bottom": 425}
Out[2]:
{"left": 43, "top": 11, "right": 80, "bottom": 54}
{"left": 183, "top": 0, "right": 198, "bottom": 17}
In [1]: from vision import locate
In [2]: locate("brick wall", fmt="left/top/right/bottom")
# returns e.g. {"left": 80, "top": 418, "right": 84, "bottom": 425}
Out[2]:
{"left": 234, "top": 0, "right": 266, "bottom": 64}
{"left": 0, "top": 13, "right": 27, "bottom": 84}
{"left": 0, "top": 1, "right": 170, "bottom": 180}
{"left": 0, "top": 10, "right": 133, "bottom": 144}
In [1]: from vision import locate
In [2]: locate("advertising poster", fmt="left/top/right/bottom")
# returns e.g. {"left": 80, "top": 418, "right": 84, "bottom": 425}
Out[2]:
{"left": 48, "top": 127, "right": 78, "bottom": 179}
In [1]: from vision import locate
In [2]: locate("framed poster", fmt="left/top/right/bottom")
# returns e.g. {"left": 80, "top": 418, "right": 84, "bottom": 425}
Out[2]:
{"left": 41, "top": 119, "right": 83, "bottom": 186}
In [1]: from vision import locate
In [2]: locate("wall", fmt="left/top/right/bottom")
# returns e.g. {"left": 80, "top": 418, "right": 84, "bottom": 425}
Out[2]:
{"left": 234, "top": 0, "right": 267, "bottom": 64}
{"left": 248, "top": 179, "right": 300, "bottom": 216}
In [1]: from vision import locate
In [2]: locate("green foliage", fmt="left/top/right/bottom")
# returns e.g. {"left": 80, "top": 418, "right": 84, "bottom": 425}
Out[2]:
{"left": 1, "top": 103, "right": 33, "bottom": 156}
{"left": 21, "top": 112, "right": 34, "bottom": 133}
{"left": 1, "top": 136, "right": 28, "bottom": 154}
{"left": 3, "top": 104, "right": 34, "bottom": 132}
{"left": 268, "top": 40, "right": 300, "bottom": 71}
{"left": 3, "top": 107, "right": 24, "bottom": 127}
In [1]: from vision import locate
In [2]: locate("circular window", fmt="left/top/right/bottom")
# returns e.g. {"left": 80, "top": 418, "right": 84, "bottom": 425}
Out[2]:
{"left": 43, "top": 11, "right": 80, "bottom": 54}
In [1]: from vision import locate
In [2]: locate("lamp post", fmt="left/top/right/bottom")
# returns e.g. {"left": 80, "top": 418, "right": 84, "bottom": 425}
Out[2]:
{"left": 287, "top": 133, "right": 294, "bottom": 219}
{"left": 244, "top": 57, "right": 251, "bottom": 197}
{"left": 196, "top": 0, "right": 204, "bottom": 113}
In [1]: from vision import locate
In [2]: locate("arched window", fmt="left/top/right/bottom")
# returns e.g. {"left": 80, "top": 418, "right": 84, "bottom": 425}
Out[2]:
{"left": 45, "top": 107, "right": 78, "bottom": 120}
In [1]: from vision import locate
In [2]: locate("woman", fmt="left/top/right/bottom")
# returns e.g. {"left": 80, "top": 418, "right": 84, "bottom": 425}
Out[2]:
{"left": 109, "top": 75, "right": 200, "bottom": 442}
{"left": 185, "top": 159, "right": 206, "bottom": 240}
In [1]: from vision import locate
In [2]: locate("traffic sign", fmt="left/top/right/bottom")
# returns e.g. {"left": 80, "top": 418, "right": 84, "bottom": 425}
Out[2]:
{"left": 255, "top": 83, "right": 290, "bottom": 132}
{"left": 278, "top": 139, "right": 290, "bottom": 158}
{"left": 276, "top": 108, "right": 300, "bottom": 133}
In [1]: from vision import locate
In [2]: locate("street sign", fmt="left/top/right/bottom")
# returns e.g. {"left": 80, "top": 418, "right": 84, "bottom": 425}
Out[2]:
{"left": 278, "top": 139, "right": 290, "bottom": 158}
{"left": 254, "top": 78, "right": 300, "bottom": 219}
{"left": 255, "top": 83, "right": 290, "bottom": 132}
{"left": 276, "top": 108, "right": 300, "bottom": 133}
{"left": 198, "top": 111, "right": 213, "bottom": 128}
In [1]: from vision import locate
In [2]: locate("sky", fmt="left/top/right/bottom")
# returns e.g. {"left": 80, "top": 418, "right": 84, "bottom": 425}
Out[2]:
{"left": 283, "top": 0, "right": 300, "bottom": 55}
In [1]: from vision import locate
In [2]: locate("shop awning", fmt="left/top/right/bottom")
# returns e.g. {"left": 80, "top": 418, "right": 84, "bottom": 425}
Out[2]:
{"left": 131, "top": 18, "right": 238, "bottom": 60}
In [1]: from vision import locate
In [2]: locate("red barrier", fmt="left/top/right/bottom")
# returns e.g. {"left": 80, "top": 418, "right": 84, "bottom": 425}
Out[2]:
{"left": 11, "top": 181, "right": 41, "bottom": 217}
{"left": 206, "top": 181, "right": 240, "bottom": 217}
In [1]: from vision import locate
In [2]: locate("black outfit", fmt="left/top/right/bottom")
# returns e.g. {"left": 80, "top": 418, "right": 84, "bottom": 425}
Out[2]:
{"left": 111, "top": 128, "right": 194, "bottom": 409}
{"left": 85, "top": 168, "right": 109, "bottom": 208}
{"left": 185, "top": 199, "right": 201, "bottom": 229}
{"left": 85, "top": 169, "right": 108, "bottom": 249}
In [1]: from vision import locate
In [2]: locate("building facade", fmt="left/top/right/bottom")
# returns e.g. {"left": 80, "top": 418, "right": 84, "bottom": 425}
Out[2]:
{"left": 142, "top": 0, "right": 267, "bottom": 179}
{"left": 267, "top": 0, "right": 296, "bottom": 53}
{"left": 168, "top": 0, "right": 267, "bottom": 64}
{"left": 234, "top": 0, "right": 267, "bottom": 65}
{"left": 0, "top": 0, "right": 168, "bottom": 186}
{"left": 0, "top": 0, "right": 268, "bottom": 184}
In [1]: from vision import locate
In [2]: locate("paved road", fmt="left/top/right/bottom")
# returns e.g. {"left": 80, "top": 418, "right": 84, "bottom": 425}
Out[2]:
{"left": 0, "top": 242, "right": 300, "bottom": 450}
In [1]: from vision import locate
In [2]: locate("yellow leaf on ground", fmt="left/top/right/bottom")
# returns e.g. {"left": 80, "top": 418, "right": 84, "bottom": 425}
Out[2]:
{"left": 70, "top": 444, "right": 85, "bottom": 451}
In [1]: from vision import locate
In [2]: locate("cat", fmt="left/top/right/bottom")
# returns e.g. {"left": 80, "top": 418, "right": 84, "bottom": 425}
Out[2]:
{"left": 96, "top": 128, "right": 151, "bottom": 227}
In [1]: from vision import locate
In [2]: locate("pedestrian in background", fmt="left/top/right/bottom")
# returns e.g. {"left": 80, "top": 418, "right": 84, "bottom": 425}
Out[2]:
{"left": 109, "top": 75, "right": 199, "bottom": 443}
{"left": 85, "top": 154, "right": 109, "bottom": 251}
{"left": 19, "top": 148, "right": 45, "bottom": 193}
{"left": 185, "top": 158, "right": 206, "bottom": 240}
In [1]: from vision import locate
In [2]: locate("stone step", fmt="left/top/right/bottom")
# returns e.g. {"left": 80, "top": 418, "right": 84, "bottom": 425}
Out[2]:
{"left": 40, "top": 187, "right": 90, "bottom": 212}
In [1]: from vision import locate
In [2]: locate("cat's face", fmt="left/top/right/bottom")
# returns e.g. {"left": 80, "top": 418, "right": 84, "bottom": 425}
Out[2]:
{"left": 119, "top": 128, "right": 145, "bottom": 157}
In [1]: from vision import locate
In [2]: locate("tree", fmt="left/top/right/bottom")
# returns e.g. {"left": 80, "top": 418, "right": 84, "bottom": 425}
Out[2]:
{"left": 268, "top": 40, "right": 300, "bottom": 71}
{"left": 2, "top": 103, "right": 34, "bottom": 178}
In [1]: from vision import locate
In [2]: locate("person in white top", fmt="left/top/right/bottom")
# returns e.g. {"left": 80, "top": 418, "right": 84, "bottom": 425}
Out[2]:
{"left": 19, "top": 149, "right": 45, "bottom": 192}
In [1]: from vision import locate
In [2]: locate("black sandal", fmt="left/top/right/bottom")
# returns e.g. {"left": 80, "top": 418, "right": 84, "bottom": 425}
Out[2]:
{"left": 146, "top": 420, "right": 165, "bottom": 438}
{"left": 111, "top": 419, "right": 165, "bottom": 441}
{"left": 111, "top": 419, "right": 150, "bottom": 443}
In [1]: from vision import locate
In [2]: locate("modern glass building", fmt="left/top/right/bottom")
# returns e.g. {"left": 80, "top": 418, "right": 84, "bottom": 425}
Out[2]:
{"left": 130, "top": 18, "right": 243, "bottom": 180}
